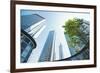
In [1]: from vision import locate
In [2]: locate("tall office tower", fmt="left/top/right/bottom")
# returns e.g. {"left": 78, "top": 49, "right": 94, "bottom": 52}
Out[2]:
{"left": 80, "top": 20, "right": 89, "bottom": 43}
{"left": 59, "top": 44, "right": 63, "bottom": 59}
{"left": 38, "top": 30, "right": 71, "bottom": 62}
{"left": 21, "top": 14, "right": 46, "bottom": 38}
{"left": 21, "top": 14, "right": 46, "bottom": 63}
{"left": 52, "top": 28, "right": 71, "bottom": 61}
{"left": 39, "top": 31, "right": 55, "bottom": 62}
{"left": 21, "top": 30, "right": 36, "bottom": 63}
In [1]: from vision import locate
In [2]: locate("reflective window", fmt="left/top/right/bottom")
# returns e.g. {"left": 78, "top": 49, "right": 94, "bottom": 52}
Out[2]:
{"left": 39, "top": 31, "right": 54, "bottom": 62}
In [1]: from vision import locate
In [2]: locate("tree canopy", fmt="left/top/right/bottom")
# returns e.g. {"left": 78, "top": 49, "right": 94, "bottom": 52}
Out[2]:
{"left": 63, "top": 18, "right": 89, "bottom": 52}
{"left": 63, "top": 18, "right": 83, "bottom": 37}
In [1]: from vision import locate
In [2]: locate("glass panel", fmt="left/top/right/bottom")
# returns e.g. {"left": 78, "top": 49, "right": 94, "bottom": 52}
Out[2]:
{"left": 39, "top": 31, "right": 54, "bottom": 62}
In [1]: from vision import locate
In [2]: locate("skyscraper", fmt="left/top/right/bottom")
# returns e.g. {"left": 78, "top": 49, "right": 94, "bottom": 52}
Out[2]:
{"left": 21, "top": 14, "right": 46, "bottom": 63}
{"left": 21, "top": 14, "right": 46, "bottom": 37}
{"left": 39, "top": 31, "right": 55, "bottom": 62}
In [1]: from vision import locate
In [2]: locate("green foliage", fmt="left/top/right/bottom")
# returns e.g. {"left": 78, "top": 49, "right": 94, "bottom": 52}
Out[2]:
{"left": 63, "top": 18, "right": 84, "bottom": 51}
{"left": 63, "top": 18, "right": 82, "bottom": 37}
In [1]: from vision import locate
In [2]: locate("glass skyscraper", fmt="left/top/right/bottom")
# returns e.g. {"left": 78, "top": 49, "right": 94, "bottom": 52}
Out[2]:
{"left": 39, "top": 31, "right": 55, "bottom": 62}
{"left": 21, "top": 14, "right": 45, "bottom": 63}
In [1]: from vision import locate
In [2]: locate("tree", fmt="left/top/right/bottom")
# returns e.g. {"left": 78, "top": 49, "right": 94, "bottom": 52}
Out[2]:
{"left": 63, "top": 18, "right": 80, "bottom": 37}
{"left": 63, "top": 18, "right": 89, "bottom": 53}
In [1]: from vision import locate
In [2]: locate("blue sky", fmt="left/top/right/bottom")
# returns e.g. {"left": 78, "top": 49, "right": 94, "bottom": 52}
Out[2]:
{"left": 21, "top": 10, "right": 90, "bottom": 32}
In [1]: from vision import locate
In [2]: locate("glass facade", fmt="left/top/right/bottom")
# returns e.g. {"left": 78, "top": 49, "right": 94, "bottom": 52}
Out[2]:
{"left": 21, "top": 14, "right": 45, "bottom": 63}
{"left": 21, "top": 14, "right": 45, "bottom": 30}
{"left": 59, "top": 44, "right": 63, "bottom": 59}
{"left": 39, "top": 31, "right": 55, "bottom": 62}
{"left": 21, "top": 32, "right": 36, "bottom": 63}
{"left": 21, "top": 14, "right": 45, "bottom": 37}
